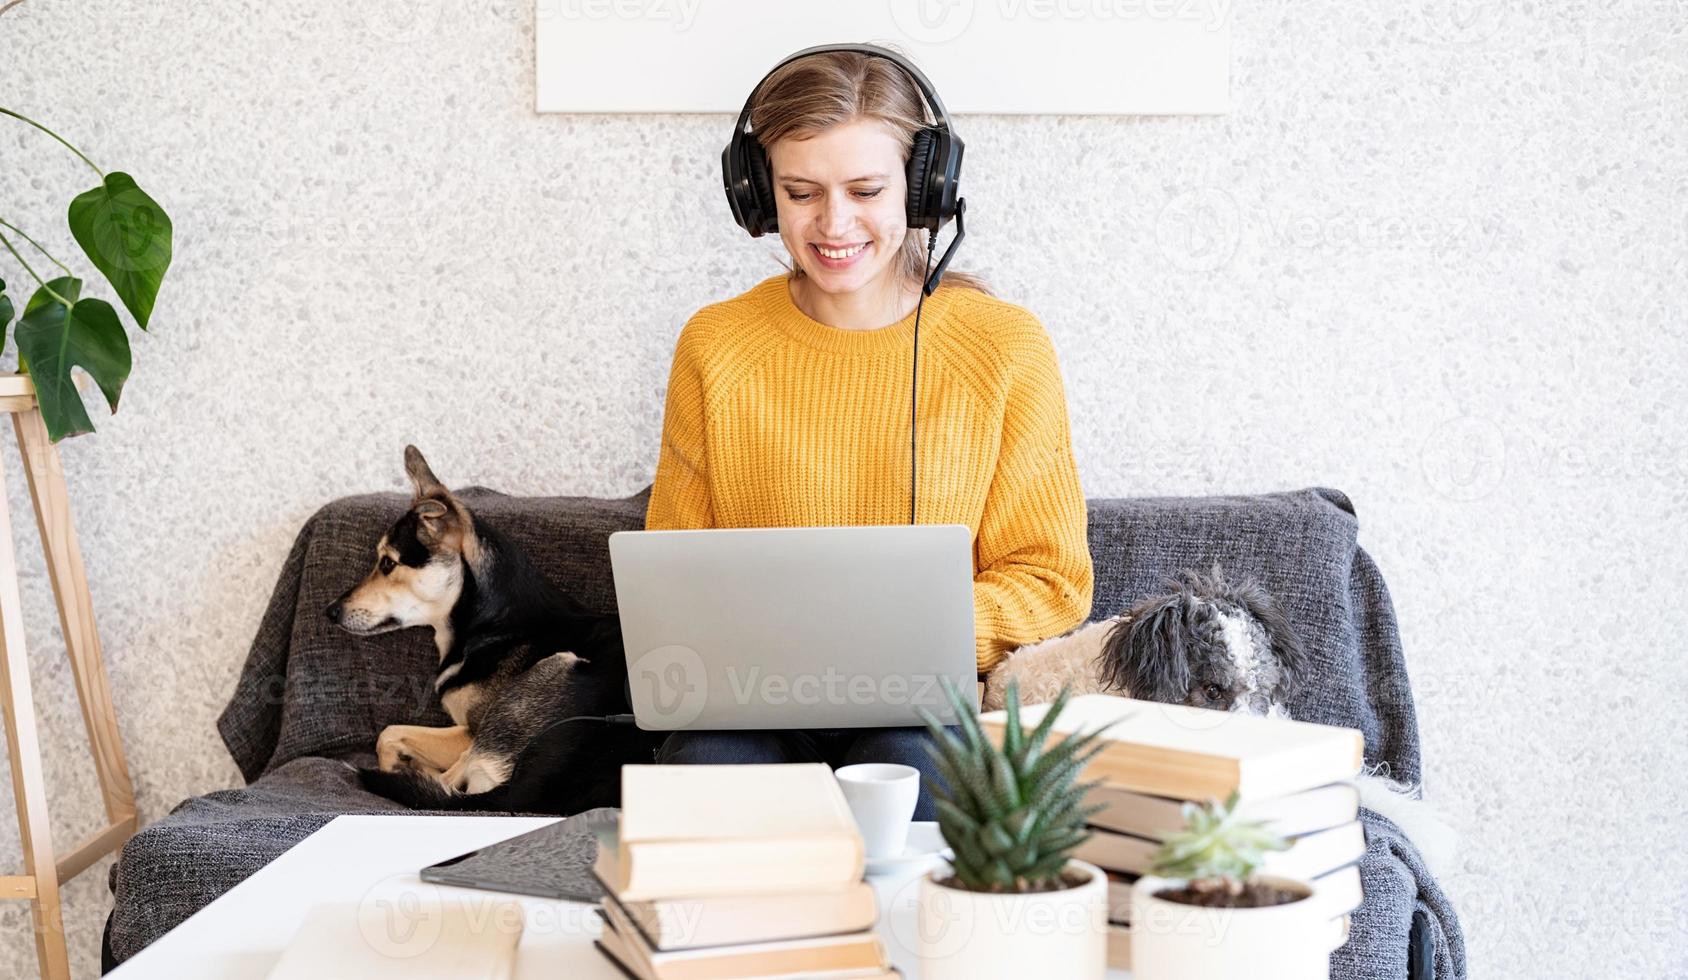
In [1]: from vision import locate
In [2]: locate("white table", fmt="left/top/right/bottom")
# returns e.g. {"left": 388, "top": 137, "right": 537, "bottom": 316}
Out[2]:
{"left": 108, "top": 814, "right": 1130, "bottom": 978}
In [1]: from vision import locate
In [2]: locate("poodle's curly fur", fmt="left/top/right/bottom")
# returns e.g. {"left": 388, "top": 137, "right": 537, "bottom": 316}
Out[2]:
{"left": 983, "top": 565, "right": 1308, "bottom": 716}
{"left": 981, "top": 565, "right": 1459, "bottom": 879}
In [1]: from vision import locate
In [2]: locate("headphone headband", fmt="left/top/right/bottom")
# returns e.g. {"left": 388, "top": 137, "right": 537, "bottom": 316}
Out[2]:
{"left": 729, "top": 42, "right": 954, "bottom": 146}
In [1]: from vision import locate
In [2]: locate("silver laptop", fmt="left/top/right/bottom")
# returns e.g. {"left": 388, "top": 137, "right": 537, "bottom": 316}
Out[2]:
{"left": 607, "top": 524, "right": 979, "bottom": 730}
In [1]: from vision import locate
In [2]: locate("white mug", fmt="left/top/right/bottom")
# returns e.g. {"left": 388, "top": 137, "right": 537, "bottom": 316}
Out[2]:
{"left": 835, "top": 763, "right": 920, "bottom": 859}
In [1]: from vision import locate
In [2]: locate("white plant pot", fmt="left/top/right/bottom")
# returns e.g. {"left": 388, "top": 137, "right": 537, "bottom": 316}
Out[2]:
{"left": 1129, "top": 874, "right": 1327, "bottom": 980}
{"left": 916, "top": 858, "right": 1108, "bottom": 980}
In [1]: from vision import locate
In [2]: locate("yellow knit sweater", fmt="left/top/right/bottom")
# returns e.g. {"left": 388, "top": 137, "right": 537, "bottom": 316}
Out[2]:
{"left": 645, "top": 274, "right": 1093, "bottom": 672}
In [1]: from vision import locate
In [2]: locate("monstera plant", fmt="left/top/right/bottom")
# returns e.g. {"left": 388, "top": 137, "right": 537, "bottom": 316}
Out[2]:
{"left": 0, "top": 106, "right": 172, "bottom": 441}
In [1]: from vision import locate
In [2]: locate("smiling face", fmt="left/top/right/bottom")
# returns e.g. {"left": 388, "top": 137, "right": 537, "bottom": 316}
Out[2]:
{"left": 766, "top": 116, "right": 911, "bottom": 301}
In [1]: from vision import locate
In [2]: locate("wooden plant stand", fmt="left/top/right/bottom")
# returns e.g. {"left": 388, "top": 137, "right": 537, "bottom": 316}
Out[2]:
{"left": 0, "top": 374, "right": 138, "bottom": 980}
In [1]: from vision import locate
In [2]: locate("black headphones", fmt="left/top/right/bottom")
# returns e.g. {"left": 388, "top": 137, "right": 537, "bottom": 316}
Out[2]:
{"left": 721, "top": 42, "right": 968, "bottom": 298}
{"left": 722, "top": 43, "right": 971, "bottom": 525}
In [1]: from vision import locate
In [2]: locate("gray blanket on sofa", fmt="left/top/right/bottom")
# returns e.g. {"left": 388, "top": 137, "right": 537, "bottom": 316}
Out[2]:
{"left": 107, "top": 485, "right": 1465, "bottom": 978}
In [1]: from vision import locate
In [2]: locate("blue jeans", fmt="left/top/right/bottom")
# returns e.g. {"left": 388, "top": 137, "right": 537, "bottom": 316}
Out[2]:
{"left": 656, "top": 726, "right": 956, "bottom": 821}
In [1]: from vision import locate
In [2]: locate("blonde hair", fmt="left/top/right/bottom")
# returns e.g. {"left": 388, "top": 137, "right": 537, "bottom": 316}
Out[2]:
{"left": 748, "top": 42, "right": 993, "bottom": 297}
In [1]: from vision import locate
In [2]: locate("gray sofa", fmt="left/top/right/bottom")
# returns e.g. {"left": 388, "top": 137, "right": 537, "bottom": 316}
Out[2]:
{"left": 103, "top": 484, "right": 1467, "bottom": 978}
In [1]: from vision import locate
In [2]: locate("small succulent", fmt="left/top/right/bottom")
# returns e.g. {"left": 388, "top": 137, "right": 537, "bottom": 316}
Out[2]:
{"left": 916, "top": 679, "right": 1106, "bottom": 893}
{"left": 1148, "top": 791, "right": 1291, "bottom": 898}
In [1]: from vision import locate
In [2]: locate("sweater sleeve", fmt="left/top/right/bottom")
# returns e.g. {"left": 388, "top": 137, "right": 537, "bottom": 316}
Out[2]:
{"left": 971, "top": 317, "right": 1095, "bottom": 673}
{"left": 644, "top": 315, "right": 716, "bottom": 531}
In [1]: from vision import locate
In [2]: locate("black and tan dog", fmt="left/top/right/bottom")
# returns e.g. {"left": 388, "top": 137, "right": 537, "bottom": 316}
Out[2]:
{"left": 326, "top": 446, "right": 661, "bottom": 813}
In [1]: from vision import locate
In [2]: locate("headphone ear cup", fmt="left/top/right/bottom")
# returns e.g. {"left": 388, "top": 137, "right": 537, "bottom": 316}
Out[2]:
{"left": 904, "top": 128, "right": 939, "bottom": 232}
{"left": 745, "top": 136, "right": 778, "bottom": 235}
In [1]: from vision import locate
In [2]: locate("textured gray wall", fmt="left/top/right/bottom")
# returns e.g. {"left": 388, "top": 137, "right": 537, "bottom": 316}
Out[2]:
{"left": 2, "top": 1, "right": 1684, "bottom": 976}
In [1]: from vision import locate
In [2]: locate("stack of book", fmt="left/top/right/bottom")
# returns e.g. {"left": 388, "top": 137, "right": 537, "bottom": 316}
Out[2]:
{"left": 591, "top": 763, "right": 899, "bottom": 979}
{"left": 982, "top": 695, "right": 1369, "bottom": 970}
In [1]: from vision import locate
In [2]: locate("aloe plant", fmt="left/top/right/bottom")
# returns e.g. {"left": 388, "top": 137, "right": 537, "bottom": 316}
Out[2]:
{"left": 1149, "top": 791, "right": 1292, "bottom": 898}
{"left": 0, "top": 106, "right": 172, "bottom": 441}
{"left": 915, "top": 679, "right": 1107, "bottom": 893}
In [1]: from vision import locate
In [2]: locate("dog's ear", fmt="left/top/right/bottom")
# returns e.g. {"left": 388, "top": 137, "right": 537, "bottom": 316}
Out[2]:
{"left": 409, "top": 498, "right": 451, "bottom": 547}
{"left": 1096, "top": 596, "right": 1191, "bottom": 704}
{"left": 1235, "top": 578, "right": 1309, "bottom": 702}
{"left": 404, "top": 444, "right": 450, "bottom": 502}
{"left": 408, "top": 473, "right": 483, "bottom": 567}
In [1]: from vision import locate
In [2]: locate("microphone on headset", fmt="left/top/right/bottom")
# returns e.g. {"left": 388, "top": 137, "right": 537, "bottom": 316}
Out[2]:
{"left": 910, "top": 197, "right": 965, "bottom": 526}
{"left": 922, "top": 198, "right": 966, "bottom": 298}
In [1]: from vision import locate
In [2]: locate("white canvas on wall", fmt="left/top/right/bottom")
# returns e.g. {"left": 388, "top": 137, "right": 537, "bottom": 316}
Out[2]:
{"left": 535, "top": 0, "right": 1231, "bottom": 114}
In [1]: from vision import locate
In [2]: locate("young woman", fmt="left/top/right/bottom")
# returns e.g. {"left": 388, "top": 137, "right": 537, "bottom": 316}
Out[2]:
{"left": 644, "top": 45, "right": 1093, "bottom": 819}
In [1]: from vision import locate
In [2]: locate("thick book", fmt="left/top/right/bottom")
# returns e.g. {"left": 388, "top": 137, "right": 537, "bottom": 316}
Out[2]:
{"left": 980, "top": 695, "right": 1364, "bottom": 801}
{"left": 597, "top": 879, "right": 878, "bottom": 951}
{"left": 595, "top": 897, "right": 890, "bottom": 979}
{"left": 1076, "top": 820, "right": 1366, "bottom": 882}
{"left": 266, "top": 898, "right": 521, "bottom": 979}
{"left": 1087, "top": 781, "right": 1360, "bottom": 840}
{"left": 608, "top": 764, "right": 864, "bottom": 901}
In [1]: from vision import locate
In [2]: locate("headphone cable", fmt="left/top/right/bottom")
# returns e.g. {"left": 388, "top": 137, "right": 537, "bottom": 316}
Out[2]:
{"left": 910, "top": 227, "right": 939, "bottom": 526}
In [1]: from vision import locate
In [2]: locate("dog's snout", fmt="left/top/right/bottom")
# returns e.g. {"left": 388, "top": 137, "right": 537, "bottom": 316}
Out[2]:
{"left": 325, "top": 599, "right": 344, "bottom": 624}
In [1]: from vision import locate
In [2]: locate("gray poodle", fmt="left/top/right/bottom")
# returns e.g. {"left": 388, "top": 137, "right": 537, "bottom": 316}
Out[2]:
{"left": 982, "top": 565, "right": 1308, "bottom": 716}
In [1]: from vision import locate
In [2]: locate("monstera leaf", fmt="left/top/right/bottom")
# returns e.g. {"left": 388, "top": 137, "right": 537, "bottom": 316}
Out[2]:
{"left": 67, "top": 171, "right": 172, "bottom": 330}
{"left": 0, "top": 276, "right": 13, "bottom": 355}
{"left": 14, "top": 277, "right": 132, "bottom": 441}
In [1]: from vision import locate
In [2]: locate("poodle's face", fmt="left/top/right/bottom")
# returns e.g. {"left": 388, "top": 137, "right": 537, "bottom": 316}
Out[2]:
{"left": 1173, "top": 605, "right": 1287, "bottom": 714}
{"left": 1098, "top": 568, "right": 1307, "bottom": 715}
